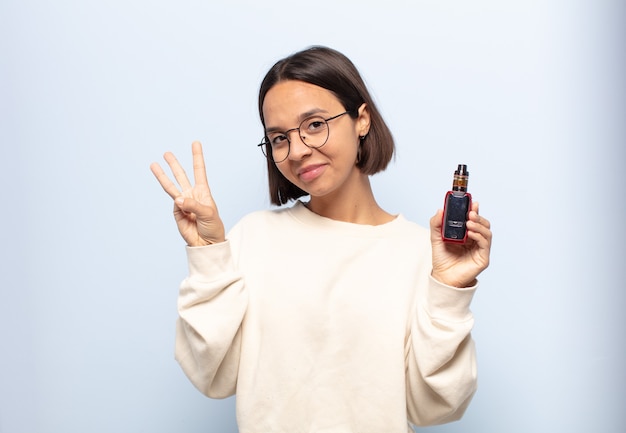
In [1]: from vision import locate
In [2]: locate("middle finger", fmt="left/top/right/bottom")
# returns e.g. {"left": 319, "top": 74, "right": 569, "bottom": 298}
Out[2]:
{"left": 164, "top": 151, "right": 193, "bottom": 193}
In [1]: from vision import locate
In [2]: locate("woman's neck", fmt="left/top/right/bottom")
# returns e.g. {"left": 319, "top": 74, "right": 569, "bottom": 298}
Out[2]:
{"left": 306, "top": 175, "right": 395, "bottom": 225}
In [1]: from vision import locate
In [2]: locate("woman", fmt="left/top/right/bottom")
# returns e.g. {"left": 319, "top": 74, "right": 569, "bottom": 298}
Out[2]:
{"left": 150, "top": 46, "right": 492, "bottom": 433}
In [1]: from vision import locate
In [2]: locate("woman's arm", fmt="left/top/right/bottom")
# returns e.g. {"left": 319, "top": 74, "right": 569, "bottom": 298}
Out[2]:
{"left": 175, "top": 241, "right": 248, "bottom": 398}
{"left": 405, "top": 203, "right": 491, "bottom": 425}
{"left": 405, "top": 277, "right": 477, "bottom": 426}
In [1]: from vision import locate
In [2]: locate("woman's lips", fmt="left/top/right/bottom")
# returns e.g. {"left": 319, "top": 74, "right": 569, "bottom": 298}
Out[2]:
{"left": 297, "top": 164, "right": 327, "bottom": 182}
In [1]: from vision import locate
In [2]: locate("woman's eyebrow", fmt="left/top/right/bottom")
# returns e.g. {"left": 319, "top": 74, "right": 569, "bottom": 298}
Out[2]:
{"left": 298, "top": 108, "right": 329, "bottom": 120}
{"left": 265, "top": 108, "right": 330, "bottom": 133}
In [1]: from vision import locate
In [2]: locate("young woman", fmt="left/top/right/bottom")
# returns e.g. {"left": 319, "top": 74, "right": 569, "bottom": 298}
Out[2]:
{"left": 150, "top": 46, "right": 492, "bottom": 433}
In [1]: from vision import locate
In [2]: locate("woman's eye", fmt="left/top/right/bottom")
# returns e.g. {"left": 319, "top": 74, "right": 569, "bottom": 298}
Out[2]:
{"left": 271, "top": 135, "right": 288, "bottom": 147}
{"left": 305, "top": 119, "right": 326, "bottom": 133}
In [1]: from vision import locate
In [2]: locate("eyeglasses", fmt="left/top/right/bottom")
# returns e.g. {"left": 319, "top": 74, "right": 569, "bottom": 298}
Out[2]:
{"left": 258, "top": 111, "right": 350, "bottom": 163}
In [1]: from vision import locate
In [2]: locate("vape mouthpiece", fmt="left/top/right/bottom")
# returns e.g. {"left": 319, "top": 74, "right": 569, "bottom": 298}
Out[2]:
{"left": 455, "top": 164, "right": 469, "bottom": 177}
{"left": 452, "top": 164, "right": 469, "bottom": 192}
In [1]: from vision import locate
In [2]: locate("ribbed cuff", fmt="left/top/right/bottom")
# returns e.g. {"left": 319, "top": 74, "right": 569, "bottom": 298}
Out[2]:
{"left": 426, "top": 276, "right": 477, "bottom": 322}
{"left": 186, "top": 241, "right": 235, "bottom": 283}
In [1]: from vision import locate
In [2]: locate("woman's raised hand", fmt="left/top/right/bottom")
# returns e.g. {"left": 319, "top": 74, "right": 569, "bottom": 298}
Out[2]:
{"left": 150, "top": 141, "right": 225, "bottom": 246}
{"left": 429, "top": 202, "right": 492, "bottom": 288}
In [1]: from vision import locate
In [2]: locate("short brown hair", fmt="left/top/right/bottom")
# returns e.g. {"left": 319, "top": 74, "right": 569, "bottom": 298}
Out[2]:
{"left": 258, "top": 46, "right": 395, "bottom": 205}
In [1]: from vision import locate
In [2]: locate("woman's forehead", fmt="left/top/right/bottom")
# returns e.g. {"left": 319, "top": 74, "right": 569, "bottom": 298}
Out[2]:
{"left": 262, "top": 80, "right": 342, "bottom": 124}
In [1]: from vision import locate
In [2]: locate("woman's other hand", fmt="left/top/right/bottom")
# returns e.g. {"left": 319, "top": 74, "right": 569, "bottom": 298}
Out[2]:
{"left": 430, "top": 202, "right": 492, "bottom": 288}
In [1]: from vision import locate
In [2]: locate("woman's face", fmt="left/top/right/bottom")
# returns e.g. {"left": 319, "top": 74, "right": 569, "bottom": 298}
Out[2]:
{"left": 262, "top": 80, "right": 370, "bottom": 200}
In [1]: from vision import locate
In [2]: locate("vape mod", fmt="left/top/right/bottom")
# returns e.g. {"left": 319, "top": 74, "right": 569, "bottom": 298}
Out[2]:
{"left": 442, "top": 164, "right": 472, "bottom": 243}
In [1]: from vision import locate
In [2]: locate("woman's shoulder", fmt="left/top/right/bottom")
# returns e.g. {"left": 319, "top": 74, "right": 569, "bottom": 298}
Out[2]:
{"left": 237, "top": 205, "right": 294, "bottom": 225}
{"left": 227, "top": 205, "right": 297, "bottom": 239}
{"left": 394, "top": 214, "right": 430, "bottom": 241}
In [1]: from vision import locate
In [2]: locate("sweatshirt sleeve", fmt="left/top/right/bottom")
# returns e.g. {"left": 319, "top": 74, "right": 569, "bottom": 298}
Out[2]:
{"left": 405, "top": 275, "right": 478, "bottom": 426}
{"left": 175, "top": 240, "right": 248, "bottom": 399}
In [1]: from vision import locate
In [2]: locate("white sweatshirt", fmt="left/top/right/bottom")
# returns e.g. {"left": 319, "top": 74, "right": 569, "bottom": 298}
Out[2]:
{"left": 175, "top": 201, "right": 477, "bottom": 433}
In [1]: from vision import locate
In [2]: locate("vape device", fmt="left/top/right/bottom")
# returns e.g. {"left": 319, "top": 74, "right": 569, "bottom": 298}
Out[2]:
{"left": 442, "top": 164, "right": 472, "bottom": 243}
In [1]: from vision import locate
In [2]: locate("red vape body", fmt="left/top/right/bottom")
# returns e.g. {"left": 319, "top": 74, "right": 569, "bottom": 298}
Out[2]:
{"left": 441, "top": 164, "right": 472, "bottom": 244}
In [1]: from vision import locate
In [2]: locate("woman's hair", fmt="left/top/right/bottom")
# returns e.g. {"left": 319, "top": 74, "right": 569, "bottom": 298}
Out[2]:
{"left": 258, "top": 46, "right": 395, "bottom": 205}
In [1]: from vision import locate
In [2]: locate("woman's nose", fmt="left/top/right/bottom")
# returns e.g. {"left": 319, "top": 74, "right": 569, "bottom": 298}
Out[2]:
{"left": 287, "top": 133, "right": 312, "bottom": 160}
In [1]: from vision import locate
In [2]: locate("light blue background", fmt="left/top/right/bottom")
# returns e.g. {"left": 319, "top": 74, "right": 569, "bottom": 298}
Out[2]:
{"left": 1, "top": 1, "right": 624, "bottom": 432}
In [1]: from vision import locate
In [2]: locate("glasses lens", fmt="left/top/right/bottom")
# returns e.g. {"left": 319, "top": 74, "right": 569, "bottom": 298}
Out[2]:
{"left": 300, "top": 117, "right": 329, "bottom": 148}
{"left": 269, "top": 135, "right": 289, "bottom": 162}
{"left": 259, "top": 137, "right": 288, "bottom": 163}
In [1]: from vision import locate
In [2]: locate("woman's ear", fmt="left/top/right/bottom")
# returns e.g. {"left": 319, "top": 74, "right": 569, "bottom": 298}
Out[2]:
{"left": 356, "top": 103, "right": 371, "bottom": 137}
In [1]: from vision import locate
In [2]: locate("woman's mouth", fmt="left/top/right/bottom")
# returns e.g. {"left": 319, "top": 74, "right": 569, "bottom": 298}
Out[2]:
{"left": 297, "top": 164, "right": 327, "bottom": 182}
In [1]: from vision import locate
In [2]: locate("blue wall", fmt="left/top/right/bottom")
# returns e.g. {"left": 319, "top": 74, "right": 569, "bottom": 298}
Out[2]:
{"left": 1, "top": 1, "right": 624, "bottom": 432}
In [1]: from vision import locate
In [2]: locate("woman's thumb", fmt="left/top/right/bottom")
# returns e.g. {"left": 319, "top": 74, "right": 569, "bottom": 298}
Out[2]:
{"left": 175, "top": 196, "right": 215, "bottom": 221}
{"left": 175, "top": 196, "right": 199, "bottom": 214}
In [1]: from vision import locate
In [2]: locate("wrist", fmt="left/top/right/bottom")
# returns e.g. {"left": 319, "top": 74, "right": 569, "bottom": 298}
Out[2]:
{"left": 431, "top": 271, "right": 476, "bottom": 289}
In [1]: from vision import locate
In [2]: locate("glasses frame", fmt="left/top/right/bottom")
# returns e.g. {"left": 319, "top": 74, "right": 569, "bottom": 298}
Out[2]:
{"left": 258, "top": 111, "right": 350, "bottom": 163}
